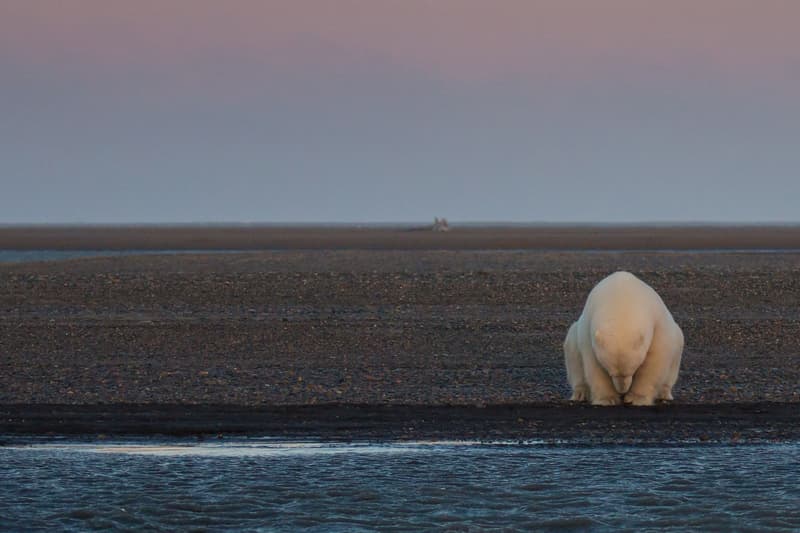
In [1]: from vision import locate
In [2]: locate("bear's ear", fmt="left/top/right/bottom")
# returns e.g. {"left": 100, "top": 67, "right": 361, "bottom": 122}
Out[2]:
{"left": 594, "top": 329, "right": 605, "bottom": 346}
{"left": 634, "top": 333, "right": 645, "bottom": 348}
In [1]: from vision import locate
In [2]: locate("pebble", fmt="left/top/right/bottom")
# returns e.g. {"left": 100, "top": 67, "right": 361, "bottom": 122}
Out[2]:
{"left": 1, "top": 250, "right": 799, "bottom": 407}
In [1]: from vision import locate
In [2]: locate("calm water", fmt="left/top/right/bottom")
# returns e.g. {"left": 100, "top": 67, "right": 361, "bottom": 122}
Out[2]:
{"left": 2, "top": 248, "right": 800, "bottom": 264}
{"left": 1, "top": 440, "right": 798, "bottom": 531}
{"left": 0, "top": 250, "right": 240, "bottom": 263}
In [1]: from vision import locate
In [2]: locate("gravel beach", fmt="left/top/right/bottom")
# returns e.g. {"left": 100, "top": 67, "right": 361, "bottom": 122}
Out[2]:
{"left": 1, "top": 231, "right": 799, "bottom": 441}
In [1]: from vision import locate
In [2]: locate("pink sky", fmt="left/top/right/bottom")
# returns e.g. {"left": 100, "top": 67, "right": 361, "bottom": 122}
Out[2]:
{"left": 2, "top": 1, "right": 800, "bottom": 223}
{"left": 3, "top": 1, "right": 799, "bottom": 85}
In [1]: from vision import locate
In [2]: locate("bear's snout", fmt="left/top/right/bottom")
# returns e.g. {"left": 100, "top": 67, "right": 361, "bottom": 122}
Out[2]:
{"left": 612, "top": 375, "right": 633, "bottom": 394}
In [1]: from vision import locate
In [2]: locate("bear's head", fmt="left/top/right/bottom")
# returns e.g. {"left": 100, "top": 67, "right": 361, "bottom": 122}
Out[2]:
{"left": 592, "top": 328, "right": 649, "bottom": 394}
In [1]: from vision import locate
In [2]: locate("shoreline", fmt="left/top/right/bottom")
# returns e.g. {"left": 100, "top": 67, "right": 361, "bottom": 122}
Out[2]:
{"left": 2, "top": 224, "right": 800, "bottom": 250}
{"left": 2, "top": 403, "right": 799, "bottom": 443}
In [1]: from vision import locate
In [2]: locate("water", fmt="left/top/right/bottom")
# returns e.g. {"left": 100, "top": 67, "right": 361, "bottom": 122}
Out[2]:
{"left": 0, "top": 250, "right": 124, "bottom": 263}
{"left": 1, "top": 440, "right": 798, "bottom": 531}
{"left": 3, "top": 247, "right": 800, "bottom": 264}
{"left": 0, "top": 250, "right": 241, "bottom": 263}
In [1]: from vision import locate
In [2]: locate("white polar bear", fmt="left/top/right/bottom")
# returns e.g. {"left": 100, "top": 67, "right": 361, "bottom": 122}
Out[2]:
{"left": 563, "top": 271, "right": 684, "bottom": 406}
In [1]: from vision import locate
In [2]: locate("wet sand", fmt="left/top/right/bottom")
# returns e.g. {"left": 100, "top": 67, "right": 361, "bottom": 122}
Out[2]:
{"left": 1, "top": 227, "right": 799, "bottom": 442}
{"left": 2, "top": 403, "right": 798, "bottom": 444}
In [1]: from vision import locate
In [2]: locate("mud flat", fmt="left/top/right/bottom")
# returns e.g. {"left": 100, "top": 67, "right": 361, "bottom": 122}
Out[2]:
{"left": 1, "top": 231, "right": 799, "bottom": 441}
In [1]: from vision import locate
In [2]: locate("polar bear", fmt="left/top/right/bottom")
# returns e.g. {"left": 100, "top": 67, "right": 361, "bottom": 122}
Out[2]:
{"left": 563, "top": 271, "right": 683, "bottom": 406}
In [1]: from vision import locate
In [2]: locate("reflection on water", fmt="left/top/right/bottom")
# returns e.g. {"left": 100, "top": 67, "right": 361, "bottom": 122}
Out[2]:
{"left": 9, "top": 440, "right": 499, "bottom": 457}
{"left": 1, "top": 440, "right": 799, "bottom": 531}
{"left": 3, "top": 248, "right": 800, "bottom": 264}
{"left": 0, "top": 250, "right": 243, "bottom": 263}
{"left": 0, "top": 250, "right": 153, "bottom": 263}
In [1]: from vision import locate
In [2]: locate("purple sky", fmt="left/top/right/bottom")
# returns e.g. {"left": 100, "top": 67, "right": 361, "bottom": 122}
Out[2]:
{"left": 2, "top": 1, "right": 800, "bottom": 223}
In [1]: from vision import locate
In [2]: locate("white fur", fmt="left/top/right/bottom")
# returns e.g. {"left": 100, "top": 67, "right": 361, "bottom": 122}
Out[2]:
{"left": 564, "top": 271, "right": 684, "bottom": 406}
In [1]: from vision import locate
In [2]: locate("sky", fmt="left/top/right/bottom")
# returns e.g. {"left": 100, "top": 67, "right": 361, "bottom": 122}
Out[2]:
{"left": 2, "top": 1, "right": 799, "bottom": 224}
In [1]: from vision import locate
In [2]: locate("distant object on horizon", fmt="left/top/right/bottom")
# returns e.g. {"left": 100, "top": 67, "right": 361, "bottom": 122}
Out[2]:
{"left": 433, "top": 218, "right": 450, "bottom": 232}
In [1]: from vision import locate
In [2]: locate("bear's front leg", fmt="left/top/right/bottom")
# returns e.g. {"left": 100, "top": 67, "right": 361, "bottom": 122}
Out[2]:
{"left": 657, "top": 325, "right": 683, "bottom": 402}
{"left": 656, "top": 385, "right": 674, "bottom": 401}
{"left": 625, "top": 325, "right": 682, "bottom": 406}
{"left": 623, "top": 370, "right": 657, "bottom": 406}
{"left": 591, "top": 391, "right": 622, "bottom": 406}
{"left": 564, "top": 322, "right": 590, "bottom": 402}
{"left": 571, "top": 384, "right": 590, "bottom": 402}
{"left": 623, "top": 389, "right": 655, "bottom": 406}
{"left": 582, "top": 351, "right": 621, "bottom": 406}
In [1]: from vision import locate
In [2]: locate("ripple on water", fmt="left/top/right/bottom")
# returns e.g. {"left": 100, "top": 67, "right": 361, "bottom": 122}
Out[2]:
{"left": 1, "top": 441, "right": 799, "bottom": 531}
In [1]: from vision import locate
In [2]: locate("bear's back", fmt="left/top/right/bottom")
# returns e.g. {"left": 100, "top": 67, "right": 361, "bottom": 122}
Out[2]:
{"left": 583, "top": 271, "right": 665, "bottom": 330}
